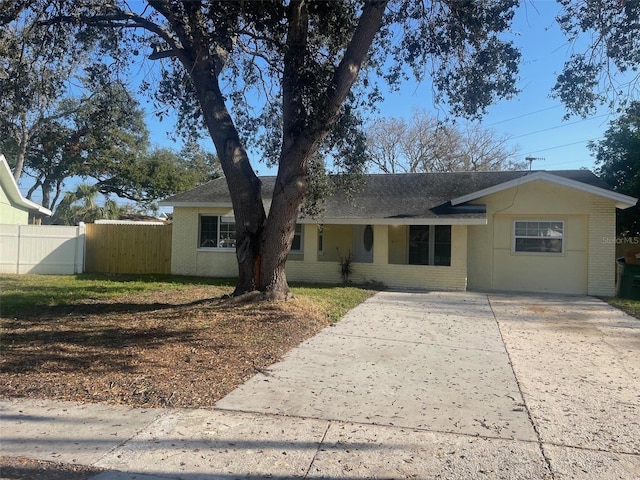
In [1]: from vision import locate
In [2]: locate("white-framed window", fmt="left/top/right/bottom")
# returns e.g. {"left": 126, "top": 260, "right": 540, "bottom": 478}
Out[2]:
{"left": 199, "top": 215, "right": 236, "bottom": 249}
{"left": 408, "top": 225, "right": 451, "bottom": 266}
{"left": 291, "top": 224, "right": 303, "bottom": 252}
{"left": 513, "top": 220, "right": 564, "bottom": 254}
{"left": 318, "top": 224, "right": 324, "bottom": 255}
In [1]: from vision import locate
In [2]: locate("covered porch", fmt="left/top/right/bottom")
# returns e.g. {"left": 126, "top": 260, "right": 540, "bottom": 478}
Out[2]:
{"left": 286, "top": 223, "right": 470, "bottom": 291}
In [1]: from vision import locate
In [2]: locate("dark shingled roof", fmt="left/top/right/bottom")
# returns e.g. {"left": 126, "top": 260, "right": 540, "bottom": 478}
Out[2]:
{"left": 161, "top": 170, "right": 613, "bottom": 221}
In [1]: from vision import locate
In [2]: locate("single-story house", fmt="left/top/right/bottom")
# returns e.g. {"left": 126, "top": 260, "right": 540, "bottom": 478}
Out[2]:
{"left": 160, "top": 170, "right": 638, "bottom": 296}
{"left": 0, "top": 154, "right": 52, "bottom": 224}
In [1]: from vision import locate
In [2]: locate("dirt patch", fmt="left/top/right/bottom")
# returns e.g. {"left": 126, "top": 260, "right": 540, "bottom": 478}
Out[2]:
{"left": 0, "top": 286, "right": 330, "bottom": 409}
{"left": 0, "top": 456, "right": 103, "bottom": 480}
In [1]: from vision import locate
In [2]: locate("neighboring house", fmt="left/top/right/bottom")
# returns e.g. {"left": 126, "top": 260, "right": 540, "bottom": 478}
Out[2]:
{"left": 160, "top": 170, "right": 638, "bottom": 296}
{"left": 0, "top": 154, "right": 52, "bottom": 224}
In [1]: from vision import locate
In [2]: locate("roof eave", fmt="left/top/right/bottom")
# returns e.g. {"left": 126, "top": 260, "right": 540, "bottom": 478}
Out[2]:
{"left": 1, "top": 154, "right": 52, "bottom": 216}
{"left": 29, "top": 203, "right": 53, "bottom": 216}
{"left": 158, "top": 201, "right": 233, "bottom": 208}
{"left": 298, "top": 217, "right": 487, "bottom": 226}
{"left": 450, "top": 171, "right": 639, "bottom": 209}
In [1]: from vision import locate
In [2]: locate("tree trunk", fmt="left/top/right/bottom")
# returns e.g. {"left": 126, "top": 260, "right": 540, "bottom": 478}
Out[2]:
{"left": 259, "top": 156, "right": 310, "bottom": 299}
{"left": 12, "top": 120, "right": 28, "bottom": 181}
{"left": 177, "top": 0, "right": 387, "bottom": 300}
{"left": 188, "top": 62, "right": 267, "bottom": 296}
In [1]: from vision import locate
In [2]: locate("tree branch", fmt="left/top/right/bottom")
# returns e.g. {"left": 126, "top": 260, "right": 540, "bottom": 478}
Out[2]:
{"left": 40, "top": 7, "right": 185, "bottom": 63}
{"left": 325, "top": 2, "right": 388, "bottom": 117}
{"left": 282, "top": 0, "right": 310, "bottom": 147}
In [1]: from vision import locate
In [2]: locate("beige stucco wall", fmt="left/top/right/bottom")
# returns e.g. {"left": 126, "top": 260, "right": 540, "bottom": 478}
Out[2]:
{"left": 0, "top": 185, "right": 29, "bottom": 224}
{"left": 466, "top": 180, "right": 616, "bottom": 296}
{"left": 317, "top": 224, "right": 353, "bottom": 262}
{"left": 388, "top": 225, "right": 408, "bottom": 264}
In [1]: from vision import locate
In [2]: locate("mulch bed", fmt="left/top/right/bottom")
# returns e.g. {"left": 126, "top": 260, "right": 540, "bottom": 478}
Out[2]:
{"left": 0, "top": 286, "right": 330, "bottom": 409}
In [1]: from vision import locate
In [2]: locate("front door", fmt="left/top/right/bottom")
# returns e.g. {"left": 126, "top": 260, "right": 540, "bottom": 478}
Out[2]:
{"left": 353, "top": 224, "right": 374, "bottom": 263}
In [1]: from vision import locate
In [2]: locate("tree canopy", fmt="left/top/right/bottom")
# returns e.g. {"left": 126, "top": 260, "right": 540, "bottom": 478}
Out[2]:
{"left": 590, "top": 101, "right": 640, "bottom": 236}
{"left": 5, "top": 0, "right": 638, "bottom": 298}
{"left": 1, "top": 6, "right": 220, "bottom": 219}
{"left": 51, "top": 183, "right": 123, "bottom": 226}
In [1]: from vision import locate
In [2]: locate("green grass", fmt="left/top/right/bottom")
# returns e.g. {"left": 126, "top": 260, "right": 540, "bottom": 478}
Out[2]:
{"left": 291, "top": 283, "right": 379, "bottom": 322}
{"left": 605, "top": 297, "right": 640, "bottom": 320}
{"left": 0, "top": 274, "right": 235, "bottom": 318}
{"left": 0, "top": 274, "right": 376, "bottom": 321}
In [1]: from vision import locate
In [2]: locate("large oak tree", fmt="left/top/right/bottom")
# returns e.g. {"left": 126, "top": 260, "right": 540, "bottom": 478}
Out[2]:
{"left": 6, "top": 0, "right": 637, "bottom": 299}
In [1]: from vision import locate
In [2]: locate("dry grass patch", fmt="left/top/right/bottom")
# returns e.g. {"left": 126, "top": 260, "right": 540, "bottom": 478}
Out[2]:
{"left": 1, "top": 276, "right": 375, "bottom": 409}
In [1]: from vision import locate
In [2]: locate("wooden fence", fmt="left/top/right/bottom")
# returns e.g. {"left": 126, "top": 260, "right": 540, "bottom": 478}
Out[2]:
{"left": 85, "top": 223, "right": 172, "bottom": 274}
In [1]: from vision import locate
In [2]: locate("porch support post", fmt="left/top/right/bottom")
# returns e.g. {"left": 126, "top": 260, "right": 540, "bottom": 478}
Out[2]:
{"left": 303, "top": 224, "right": 318, "bottom": 263}
{"left": 373, "top": 224, "right": 388, "bottom": 265}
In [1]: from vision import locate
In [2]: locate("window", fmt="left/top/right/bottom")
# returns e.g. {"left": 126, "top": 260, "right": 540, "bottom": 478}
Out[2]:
{"left": 318, "top": 225, "right": 324, "bottom": 255}
{"left": 199, "top": 215, "right": 236, "bottom": 249}
{"left": 514, "top": 220, "right": 564, "bottom": 253}
{"left": 409, "top": 225, "right": 430, "bottom": 265}
{"left": 199, "top": 216, "right": 219, "bottom": 248}
{"left": 218, "top": 218, "right": 236, "bottom": 248}
{"left": 291, "top": 224, "right": 303, "bottom": 252}
{"left": 408, "top": 225, "right": 451, "bottom": 266}
{"left": 433, "top": 225, "right": 452, "bottom": 266}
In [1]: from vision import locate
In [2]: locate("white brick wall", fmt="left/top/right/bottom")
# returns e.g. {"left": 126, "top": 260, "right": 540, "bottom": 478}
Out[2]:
{"left": 171, "top": 207, "right": 239, "bottom": 277}
{"left": 587, "top": 197, "right": 616, "bottom": 296}
{"left": 170, "top": 208, "right": 199, "bottom": 275}
{"left": 286, "top": 260, "right": 467, "bottom": 290}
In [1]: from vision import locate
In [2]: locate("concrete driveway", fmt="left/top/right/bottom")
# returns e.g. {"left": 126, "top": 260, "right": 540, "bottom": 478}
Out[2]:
{"left": 214, "top": 291, "right": 640, "bottom": 479}
{"left": 2, "top": 291, "right": 639, "bottom": 479}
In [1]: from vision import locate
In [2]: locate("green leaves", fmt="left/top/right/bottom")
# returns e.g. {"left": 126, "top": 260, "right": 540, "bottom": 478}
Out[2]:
{"left": 554, "top": 0, "right": 640, "bottom": 117}
{"left": 590, "top": 101, "right": 640, "bottom": 235}
{"left": 386, "top": 0, "right": 521, "bottom": 118}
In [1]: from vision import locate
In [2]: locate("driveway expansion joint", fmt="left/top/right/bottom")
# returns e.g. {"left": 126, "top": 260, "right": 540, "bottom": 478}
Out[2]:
{"left": 487, "top": 294, "right": 557, "bottom": 479}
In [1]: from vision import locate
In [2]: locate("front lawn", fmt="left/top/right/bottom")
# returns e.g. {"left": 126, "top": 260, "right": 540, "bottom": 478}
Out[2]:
{"left": 606, "top": 297, "right": 640, "bottom": 320}
{"left": 0, "top": 274, "right": 376, "bottom": 408}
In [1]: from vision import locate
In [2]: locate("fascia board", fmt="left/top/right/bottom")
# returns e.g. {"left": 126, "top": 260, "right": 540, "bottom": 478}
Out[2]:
{"left": 451, "top": 171, "right": 639, "bottom": 209}
{"left": 1, "top": 155, "right": 52, "bottom": 216}
{"left": 297, "top": 217, "right": 487, "bottom": 226}
{"left": 158, "top": 201, "right": 233, "bottom": 208}
{"left": 27, "top": 201, "right": 52, "bottom": 216}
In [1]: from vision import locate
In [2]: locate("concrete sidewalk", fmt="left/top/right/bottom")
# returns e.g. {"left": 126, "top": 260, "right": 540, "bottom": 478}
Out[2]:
{"left": 1, "top": 291, "right": 639, "bottom": 479}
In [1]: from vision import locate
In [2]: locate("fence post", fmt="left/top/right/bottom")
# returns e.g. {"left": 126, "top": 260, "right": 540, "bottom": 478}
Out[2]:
{"left": 15, "top": 224, "right": 22, "bottom": 274}
{"left": 75, "top": 222, "right": 86, "bottom": 274}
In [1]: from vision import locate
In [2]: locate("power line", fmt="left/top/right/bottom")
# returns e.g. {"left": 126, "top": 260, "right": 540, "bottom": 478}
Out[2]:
{"left": 510, "top": 113, "right": 609, "bottom": 140}
{"left": 524, "top": 138, "right": 599, "bottom": 155}
{"left": 484, "top": 104, "right": 564, "bottom": 127}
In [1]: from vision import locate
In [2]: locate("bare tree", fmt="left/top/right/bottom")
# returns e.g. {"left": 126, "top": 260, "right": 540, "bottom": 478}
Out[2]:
{"left": 367, "top": 110, "right": 524, "bottom": 173}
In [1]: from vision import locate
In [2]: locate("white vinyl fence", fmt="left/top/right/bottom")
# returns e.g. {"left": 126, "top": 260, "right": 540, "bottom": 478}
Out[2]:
{"left": 0, "top": 223, "right": 85, "bottom": 274}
